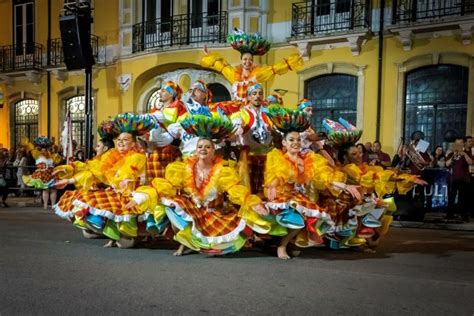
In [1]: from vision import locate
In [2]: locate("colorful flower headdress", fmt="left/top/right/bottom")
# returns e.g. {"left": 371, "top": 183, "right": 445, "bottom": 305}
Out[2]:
{"left": 33, "top": 136, "right": 53, "bottom": 148}
{"left": 113, "top": 113, "right": 157, "bottom": 136}
{"left": 97, "top": 119, "right": 120, "bottom": 141}
{"left": 322, "top": 118, "right": 362, "bottom": 146}
{"left": 266, "top": 106, "right": 310, "bottom": 134}
{"left": 180, "top": 114, "right": 235, "bottom": 141}
{"left": 227, "top": 29, "right": 271, "bottom": 56}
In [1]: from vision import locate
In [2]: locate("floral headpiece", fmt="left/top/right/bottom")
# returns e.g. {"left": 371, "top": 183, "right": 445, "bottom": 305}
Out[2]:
{"left": 297, "top": 99, "right": 313, "bottom": 111}
{"left": 180, "top": 114, "right": 235, "bottom": 141}
{"left": 97, "top": 119, "right": 120, "bottom": 141}
{"left": 322, "top": 118, "right": 362, "bottom": 146}
{"left": 113, "top": 112, "right": 157, "bottom": 136}
{"left": 33, "top": 136, "right": 53, "bottom": 148}
{"left": 227, "top": 29, "right": 271, "bottom": 56}
{"left": 161, "top": 80, "right": 183, "bottom": 100}
{"left": 266, "top": 106, "right": 310, "bottom": 134}
{"left": 266, "top": 93, "right": 283, "bottom": 106}
{"left": 191, "top": 80, "right": 213, "bottom": 103}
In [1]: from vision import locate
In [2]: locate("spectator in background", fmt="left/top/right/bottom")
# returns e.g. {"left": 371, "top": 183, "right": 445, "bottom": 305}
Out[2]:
{"left": 0, "top": 151, "right": 9, "bottom": 207}
{"left": 465, "top": 136, "right": 473, "bottom": 157}
{"left": 391, "top": 144, "right": 411, "bottom": 170}
{"left": 356, "top": 143, "right": 369, "bottom": 163}
{"left": 364, "top": 142, "right": 373, "bottom": 156}
{"left": 430, "top": 145, "right": 446, "bottom": 168}
{"left": 445, "top": 138, "right": 473, "bottom": 222}
{"left": 75, "top": 150, "right": 85, "bottom": 162}
{"left": 369, "top": 141, "right": 391, "bottom": 168}
{"left": 13, "top": 149, "right": 29, "bottom": 195}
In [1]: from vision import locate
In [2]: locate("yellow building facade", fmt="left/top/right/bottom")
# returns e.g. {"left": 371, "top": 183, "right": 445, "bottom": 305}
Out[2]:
{"left": 0, "top": 0, "right": 473, "bottom": 156}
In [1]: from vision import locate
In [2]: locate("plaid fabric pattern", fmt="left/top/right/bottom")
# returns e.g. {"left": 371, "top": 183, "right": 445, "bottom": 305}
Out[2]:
{"left": 271, "top": 191, "right": 320, "bottom": 213}
{"left": 146, "top": 145, "right": 181, "bottom": 182}
{"left": 56, "top": 188, "right": 142, "bottom": 217}
{"left": 31, "top": 166, "right": 55, "bottom": 183}
{"left": 173, "top": 195, "right": 241, "bottom": 237}
{"left": 234, "top": 80, "right": 256, "bottom": 101}
{"left": 248, "top": 155, "right": 266, "bottom": 196}
{"left": 56, "top": 190, "right": 80, "bottom": 214}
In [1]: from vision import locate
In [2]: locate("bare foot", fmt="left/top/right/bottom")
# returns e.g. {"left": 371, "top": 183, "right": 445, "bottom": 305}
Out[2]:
{"left": 277, "top": 245, "right": 291, "bottom": 260}
{"left": 360, "top": 245, "right": 376, "bottom": 253}
{"left": 173, "top": 245, "right": 185, "bottom": 256}
{"left": 288, "top": 244, "right": 301, "bottom": 257}
{"left": 103, "top": 240, "right": 116, "bottom": 248}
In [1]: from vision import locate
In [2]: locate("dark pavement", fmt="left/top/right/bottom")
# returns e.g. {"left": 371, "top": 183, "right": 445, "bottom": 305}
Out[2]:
{"left": 1, "top": 206, "right": 474, "bottom": 315}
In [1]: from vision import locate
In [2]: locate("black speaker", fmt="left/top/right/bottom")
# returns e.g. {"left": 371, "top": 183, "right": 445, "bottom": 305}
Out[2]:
{"left": 59, "top": 13, "right": 95, "bottom": 70}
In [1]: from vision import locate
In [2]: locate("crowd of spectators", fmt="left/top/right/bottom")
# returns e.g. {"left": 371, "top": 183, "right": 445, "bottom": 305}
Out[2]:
{"left": 0, "top": 139, "right": 86, "bottom": 207}
{"left": 353, "top": 137, "right": 473, "bottom": 222}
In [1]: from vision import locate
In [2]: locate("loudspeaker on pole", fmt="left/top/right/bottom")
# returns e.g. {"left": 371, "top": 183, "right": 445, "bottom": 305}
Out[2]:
{"left": 59, "top": 13, "right": 95, "bottom": 71}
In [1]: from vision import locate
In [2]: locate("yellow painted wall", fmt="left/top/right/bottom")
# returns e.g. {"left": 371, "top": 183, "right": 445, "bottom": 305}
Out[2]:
{"left": 93, "top": 0, "right": 119, "bottom": 45}
{"left": 0, "top": 1, "right": 12, "bottom": 45}
{"left": 268, "top": 0, "right": 300, "bottom": 24}
{"left": 0, "top": 83, "right": 9, "bottom": 148}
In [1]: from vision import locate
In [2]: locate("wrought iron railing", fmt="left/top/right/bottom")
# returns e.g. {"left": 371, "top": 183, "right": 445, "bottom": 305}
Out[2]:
{"left": 49, "top": 34, "right": 100, "bottom": 67}
{"left": 291, "top": 0, "right": 371, "bottom": 37}
{"left": 392, "top": 0, "right": 474, "bottom": 24}
{"left": 0, "top": 43, "right": 43, "bottom": 72}
{"left": 132, "top": 11, "right": 228, "bottom": 52}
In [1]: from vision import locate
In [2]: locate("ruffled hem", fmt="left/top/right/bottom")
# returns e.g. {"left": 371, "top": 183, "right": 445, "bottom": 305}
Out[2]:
{"left": 162, "top": 197, "right": 247, "bottom": 244}
{"left": 266, "top": 201, "right": 332, "bottom": 223}
{"left": 72, "top": 200, "right": 148, "bottom": 222}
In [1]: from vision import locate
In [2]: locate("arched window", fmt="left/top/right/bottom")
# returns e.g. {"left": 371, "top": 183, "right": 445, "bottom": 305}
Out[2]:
{"left": 404, "top": 65, "right": 468, "bottom": 148}
{"left": 14, "top": 99, "right": 38, "bottom": 149}
{"left": 207, "top": 82, "right": 231, "bottom": 102}
{"left": 66, "top": 95, "right": 86, "bottom": 147}
{"left": 305, "top": 74, "right": 357, "bottom": 132}
{"left": 146, "top": 89, "right": 161, "bottom": 112}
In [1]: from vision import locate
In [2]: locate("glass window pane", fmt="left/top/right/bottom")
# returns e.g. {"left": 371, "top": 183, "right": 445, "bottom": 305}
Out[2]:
{"left": 14, "top": 99, "right": 39, "bottom": 149}
{"left": 305, "top": 74, "right": 358, "bottom": 133}
{"left": 66, "top": 96, "right": 86, "bottom": 147}
{"left": 404, "top": 65, "right": 468, "bottom": 149}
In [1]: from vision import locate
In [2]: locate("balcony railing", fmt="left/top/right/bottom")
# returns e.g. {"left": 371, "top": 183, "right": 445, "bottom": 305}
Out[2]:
{"left": 132, "top": 11, "right": 228, "bottom": 53}
{"left": 392, "top": 0, "right": 474, "bottom": 24}
{"left": 0, "top": 43, "right": 43, "bottom": 72}
{"left": 49, "top": 34, "right": 100, "bottom": 67}
{"left": 291, "top": 0, "right": 371, "bottom": 38}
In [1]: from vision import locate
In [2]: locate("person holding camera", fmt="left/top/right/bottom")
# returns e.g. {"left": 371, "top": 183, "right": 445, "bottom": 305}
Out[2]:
{"left": 446, "top": 137, "right": 473, "bottom": 222}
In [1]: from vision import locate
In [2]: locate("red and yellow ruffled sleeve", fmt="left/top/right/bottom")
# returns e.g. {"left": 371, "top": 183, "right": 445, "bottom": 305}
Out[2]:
{"left": 217, "top": 165, "right": 260, "bottom": 207}
{"left": 308, "top": 152, "right": 347, "bottom": 194}
{"left": 20, "top": 138, "right": 41, "bottom": 160}
{"left": 53, "top": 160, "right": 87, "bottom": 180}
{"left": 135, "top": 185, "right": 159, "bottom": 213}
{"left": 104, "top": 151, "right": 146, "bottom": 192}
{"left": 200, "top": 52, "right": 237, "bottom": 84}
{"left": 72, "top": 170, "right": 95, "bottom": 189}
{"left": 264, "top": 149, "right": 288, "bottom": 187}
{"left": 255, "top": 53, "right": 303, "bottom": 82}
{"left": 165, "top": 161, "right": 187, "bottom": 189}
{"left": 343, "top": 163, "right": 376, "bottom": 190}
{"left": 373, "top": 168, "right": 397, "bottom": 197}
{"left": 394, "top": 173, "right": 420, "bottom": 195}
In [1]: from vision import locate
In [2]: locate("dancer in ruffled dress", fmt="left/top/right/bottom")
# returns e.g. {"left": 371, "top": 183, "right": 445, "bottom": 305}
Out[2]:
{"left": 53, "top": 113, "right": 158, "bottom": 248}
{"left": 201, "top": 30, "right": 303, "bottom": 114}
{"left": 21, "top": 136, "right": 61, "bottom": 209}
{"left": 152, "top": 115, "right": 270, "bottom": 256}
{"left": 263, "top": 107, "right": 361, "bottom": 259}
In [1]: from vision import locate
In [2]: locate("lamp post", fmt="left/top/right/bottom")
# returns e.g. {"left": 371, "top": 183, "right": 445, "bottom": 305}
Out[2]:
{"left": 59, "top": 0, "right": 95, "bottom": 159}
